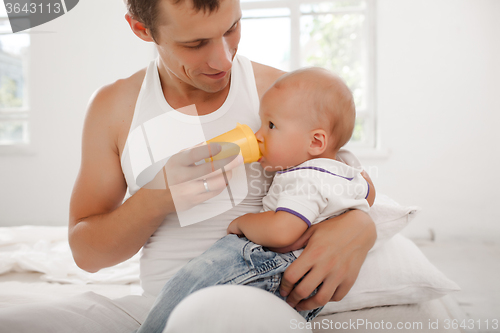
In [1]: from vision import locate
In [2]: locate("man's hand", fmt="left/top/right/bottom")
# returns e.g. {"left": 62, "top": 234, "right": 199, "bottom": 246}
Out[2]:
{"left": 144, "top": 143, "right": 244, "bottom": 212}
{"left": 277, "top": 210, "right": 376, "bottom": 311}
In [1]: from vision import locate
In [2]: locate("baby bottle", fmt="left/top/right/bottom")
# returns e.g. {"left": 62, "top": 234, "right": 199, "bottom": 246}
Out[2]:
{"left": 205, "top": 123, "right": 262, "bottom": 164}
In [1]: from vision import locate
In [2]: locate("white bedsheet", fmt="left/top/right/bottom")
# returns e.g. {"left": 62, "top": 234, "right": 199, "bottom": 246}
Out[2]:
{"left": 314, "top": 296, "right": 473, "bottom": 333}
{"left": 0, "top": 226, "right": 472, "bottom": 333}
{"left": 0, "top": 270, "right": 468, "bottom": 333}
{"left": 0, "top": 226, "right": 140, "bottom": 285}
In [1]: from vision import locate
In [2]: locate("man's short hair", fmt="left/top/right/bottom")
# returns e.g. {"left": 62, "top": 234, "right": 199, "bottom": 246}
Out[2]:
{"left": 124, "top": 0, "right": 221, "bottom": 42}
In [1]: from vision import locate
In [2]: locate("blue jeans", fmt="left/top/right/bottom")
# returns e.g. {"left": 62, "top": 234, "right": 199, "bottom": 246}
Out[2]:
{"left": 137, "top": 234, "right": 323, "bottom": 333}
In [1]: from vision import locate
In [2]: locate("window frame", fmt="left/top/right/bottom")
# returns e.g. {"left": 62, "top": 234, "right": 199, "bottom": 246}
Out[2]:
{"left": 240, "top": 0, "right": 384, "bottom": 156}
{"left": 0, "top": 10, "right": 32, "bottom": 154}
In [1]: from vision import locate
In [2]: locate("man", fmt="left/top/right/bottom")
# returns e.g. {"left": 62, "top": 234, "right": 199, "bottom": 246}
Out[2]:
{"left": 0, "top": 0, "right": 376, "bottom": 331}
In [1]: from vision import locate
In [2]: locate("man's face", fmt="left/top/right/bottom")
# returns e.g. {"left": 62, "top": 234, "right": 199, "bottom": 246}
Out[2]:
{"left": 154, "top": 0, "right": 242, "bottom": 94}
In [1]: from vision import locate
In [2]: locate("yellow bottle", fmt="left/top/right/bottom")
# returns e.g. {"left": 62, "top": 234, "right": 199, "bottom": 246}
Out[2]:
{"left": 205, "top": 123, "right": 262, "bottom": 164}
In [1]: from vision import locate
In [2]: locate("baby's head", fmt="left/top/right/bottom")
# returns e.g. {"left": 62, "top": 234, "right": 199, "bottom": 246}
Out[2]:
{"left": 255, "top": 67, "right": 355, "bottom": 171}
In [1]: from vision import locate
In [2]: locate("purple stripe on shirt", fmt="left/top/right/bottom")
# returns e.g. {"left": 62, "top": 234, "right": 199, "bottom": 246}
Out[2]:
{"left": 276, "top": 166, "right": 354, "bottom": 181}
{"left": 276, "top": 207, "right": 312, "bottom": 227}
{"left": 365, "top": 180, "right": 370, "bottom": 199}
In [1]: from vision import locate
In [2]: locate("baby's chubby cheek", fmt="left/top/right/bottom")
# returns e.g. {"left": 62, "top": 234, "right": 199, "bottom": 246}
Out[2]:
{"left": 268, "top": 153, "right": 287, "bottom": 170}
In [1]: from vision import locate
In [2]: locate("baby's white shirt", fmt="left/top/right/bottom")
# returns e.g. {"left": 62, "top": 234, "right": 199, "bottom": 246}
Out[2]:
{"left": 262, "top": 157, "right": 371, "bottom": 256}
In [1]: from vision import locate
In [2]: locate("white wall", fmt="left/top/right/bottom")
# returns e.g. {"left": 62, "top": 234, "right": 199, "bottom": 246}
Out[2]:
{"left": 364, "top": 0, "right": 500, "bottom": 241}
{"left": 0, "top": 0, "right": 154, "bottom": 225}
{"left": 1, "top": 0, "right": 499, "bottom": 242}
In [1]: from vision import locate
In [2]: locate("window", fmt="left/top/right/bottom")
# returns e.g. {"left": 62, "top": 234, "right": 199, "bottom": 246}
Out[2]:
{"left": 0, "top": 3, "right": 30, "bottom": 146}
{"left": 239, "top": 0, "right": 376, "bottom": 149}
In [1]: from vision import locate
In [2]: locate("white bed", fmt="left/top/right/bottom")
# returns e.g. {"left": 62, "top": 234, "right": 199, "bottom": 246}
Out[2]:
{"left": 0, "top": 194, "right": 470, "bottom": 333}
{"left": 0, "top": 271, "right": 466, "bottom": 333}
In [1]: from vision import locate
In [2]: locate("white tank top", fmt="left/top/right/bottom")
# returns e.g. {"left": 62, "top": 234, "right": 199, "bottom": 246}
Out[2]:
{"left": 120, "top": 55, "right": 272, "bottom": 297}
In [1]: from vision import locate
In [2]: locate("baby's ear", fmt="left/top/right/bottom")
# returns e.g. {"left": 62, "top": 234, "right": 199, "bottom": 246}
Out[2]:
{"left": 308, "top": 129, "right": 328, "bottom": 156}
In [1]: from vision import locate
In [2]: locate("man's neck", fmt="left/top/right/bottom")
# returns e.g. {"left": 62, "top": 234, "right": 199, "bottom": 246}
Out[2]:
{"left": 157, "top": 64, "right": 231, "bottom": 116}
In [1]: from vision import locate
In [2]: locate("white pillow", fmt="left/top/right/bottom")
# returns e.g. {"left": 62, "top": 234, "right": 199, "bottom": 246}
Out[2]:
{"left": 319, "top": 234, "right": 460, "bottom": 315}
{"left": 369, "top": 193, "right": 419, "bottom": 251}
{"left": 336, "top": 148, "right": 418, "bottom": 248}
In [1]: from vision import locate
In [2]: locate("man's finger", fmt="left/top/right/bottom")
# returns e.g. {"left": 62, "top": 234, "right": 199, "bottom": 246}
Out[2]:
{"left": 169, "top": 172, "right": 229, "bottom": 211}
{"left": 191, "top": 169, "right": 235, "bottom": 205}
{"left": 295, "top": 274, "right": 340, "bottom": 311}
{"left": 195, "top": 182, "right": 226, "bottom": 202}
{"left": 181, "top": 142, "right": 222, "bottom": 166}
{"left": 211, "top": 153, "right": 243, "bottom": 171}
{"left": 200, "top": 169, "right": 233, "bottom": 193}
{"left": 330, "top": 278, "right": 355, "bottom": 302}
{"left": 191, "top": 155, "right": 242, "bottom": 182}
{"left": 283, "top": 266, "right": 323, "bottom": 309}
{"left": 167, "top": 153, "right": 242, "bottom": 186}
{"left": 280, "top": 258, "right": 312, "bottom": 299}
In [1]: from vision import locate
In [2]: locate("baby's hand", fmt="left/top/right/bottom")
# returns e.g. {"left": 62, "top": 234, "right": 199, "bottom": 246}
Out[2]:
{"left": 227, "top": 219, "right": 243, "bottom": 236}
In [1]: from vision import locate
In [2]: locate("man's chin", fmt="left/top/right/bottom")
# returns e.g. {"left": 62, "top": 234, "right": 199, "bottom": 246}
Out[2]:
{"left": 200, "top": 84, "right": 228, "bottom": 94}
{"left": 198, "top": 73, "right": 231, "bottom": 93}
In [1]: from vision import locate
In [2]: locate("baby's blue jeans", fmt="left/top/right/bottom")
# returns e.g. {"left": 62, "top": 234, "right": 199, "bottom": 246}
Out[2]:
{"left": 137, "top": 234, "right": 323, "bottom": 333}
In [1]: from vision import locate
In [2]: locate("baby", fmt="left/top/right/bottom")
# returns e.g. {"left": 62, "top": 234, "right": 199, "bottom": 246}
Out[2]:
{"left": 137, "top": 68, "right": 375, "bottom": 333}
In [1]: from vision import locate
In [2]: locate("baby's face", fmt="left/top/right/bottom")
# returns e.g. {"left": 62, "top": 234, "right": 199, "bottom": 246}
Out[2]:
{"left": 255, "top": 86, "right": 313, "bottom": 171}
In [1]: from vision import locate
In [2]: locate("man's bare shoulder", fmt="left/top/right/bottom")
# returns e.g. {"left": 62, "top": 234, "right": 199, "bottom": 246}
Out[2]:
{"left": 89, "top": 68, "right": 146, "bottom": 115}
{"left": 84, "top": 68, "right": 147, "bottom": 155}
{"left": 251, "top": 61, "right": 286, "bottom": 98}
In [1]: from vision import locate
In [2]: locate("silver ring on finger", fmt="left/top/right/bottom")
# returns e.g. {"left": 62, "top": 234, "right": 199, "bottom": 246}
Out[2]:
{"left": 203, "top": 179, "right": 210, "bottom": 193}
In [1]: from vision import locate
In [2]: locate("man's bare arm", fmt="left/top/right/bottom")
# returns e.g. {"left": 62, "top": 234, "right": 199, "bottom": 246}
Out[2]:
{"left": 361, "top": 170, "right": 376, "bottom": 207}
{"left": 69, "top": 74, "right": 240, "bottom": 273}
{"left": 252, "top": 61, "right": 286, "bottom": 98}
{"left": 69, "top": 79, "right": 174, "bottom": 273}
